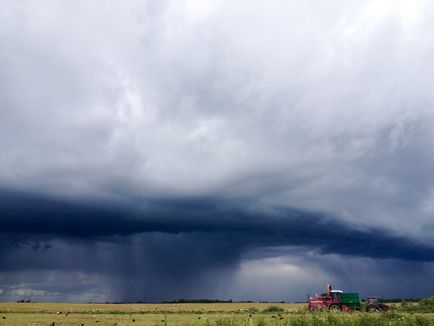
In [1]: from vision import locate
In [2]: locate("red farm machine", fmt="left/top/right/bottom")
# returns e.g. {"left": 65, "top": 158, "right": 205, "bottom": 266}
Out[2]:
{"left": 307, "top": 284, "right": 361, "bottom": 311}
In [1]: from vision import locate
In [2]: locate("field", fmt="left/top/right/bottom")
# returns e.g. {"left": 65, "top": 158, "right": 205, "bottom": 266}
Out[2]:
{"left": 0, "top": 302, "right": 433, "bottom": 326}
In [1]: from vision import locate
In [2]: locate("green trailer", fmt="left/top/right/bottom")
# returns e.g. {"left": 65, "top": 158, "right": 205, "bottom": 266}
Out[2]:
{"left": 339, "top": 292, "right": 361, "bottom": 310}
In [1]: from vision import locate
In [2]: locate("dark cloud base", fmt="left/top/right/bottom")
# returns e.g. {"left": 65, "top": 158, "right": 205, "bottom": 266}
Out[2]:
{"left": 1, "top": 189, "right": 434, "bottom": 301}
{"left": 1, "top": 189, "right": 433, "bottom": 261}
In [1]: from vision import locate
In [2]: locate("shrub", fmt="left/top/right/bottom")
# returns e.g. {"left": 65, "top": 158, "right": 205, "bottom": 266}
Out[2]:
{"left": 419, "top": 296, "right": 434, "bottom": 307}
{"left": 262, "top": 305, "right": 284, "bottom": 313}
{"left": 247, "top": 307, "right": 259, "bottom": 313}
{"left": 398, "top": 296, "right": 434, "bottom": 313}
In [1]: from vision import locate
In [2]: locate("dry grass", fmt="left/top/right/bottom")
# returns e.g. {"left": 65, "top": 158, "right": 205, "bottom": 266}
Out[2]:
{"left": 0, "top": 302, "right": 305, "bottom": 314}
{"left": 0, "top": 302, "right": 432, "bottom": 326}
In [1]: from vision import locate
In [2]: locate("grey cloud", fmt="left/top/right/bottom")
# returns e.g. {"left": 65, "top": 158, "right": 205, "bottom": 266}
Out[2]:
{"left": 1, "top": 0, "right": 434, "bottom": 301}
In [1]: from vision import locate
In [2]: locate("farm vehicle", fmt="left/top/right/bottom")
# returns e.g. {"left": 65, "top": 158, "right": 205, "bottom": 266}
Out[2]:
{"left": 308, "top": 284, "right": 360, "bottom": 311}
{"left": 307, "top": 285, "right": 390, "bottom": 312}
{"left": 365, "top": 296, "right": 389, "bottom": 312}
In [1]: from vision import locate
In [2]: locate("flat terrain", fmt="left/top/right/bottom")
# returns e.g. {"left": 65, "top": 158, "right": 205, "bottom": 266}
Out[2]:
{"left": 0, "top": 302, "right": 433, "bottom": 325}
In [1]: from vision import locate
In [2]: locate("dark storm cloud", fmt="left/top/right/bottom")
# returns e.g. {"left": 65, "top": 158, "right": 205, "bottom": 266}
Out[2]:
{"left": 1, "top": 190, "right": 433, "bottom": 262}
{"left": 1, "top": 191, "right": 433, "bottom": 301}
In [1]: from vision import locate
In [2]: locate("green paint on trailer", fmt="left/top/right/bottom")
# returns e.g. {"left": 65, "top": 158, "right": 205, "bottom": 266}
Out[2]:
{"left": 340, "top": 293, "right": 361, "bottom": 310}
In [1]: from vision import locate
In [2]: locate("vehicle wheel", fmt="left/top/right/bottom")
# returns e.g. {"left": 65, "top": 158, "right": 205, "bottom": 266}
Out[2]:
{"left": 329, "top": 305, "right": 341, "bottom": 312}
{"left": 366, "top": 305, "right": 379, "bottom": 312}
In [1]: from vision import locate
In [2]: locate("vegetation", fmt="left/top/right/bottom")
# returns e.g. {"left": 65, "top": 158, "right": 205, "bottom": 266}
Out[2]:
{"left": 398, "top": 297, "right": 434, "bottom": 313}
{"left": 262, "top": 305, "right": 285, "bottom": 313}
{"left": 246, "top": 307, "right": 260, "bottom": 313}
{"left": 0, "top": 301, "right": 433, "bottom": 325}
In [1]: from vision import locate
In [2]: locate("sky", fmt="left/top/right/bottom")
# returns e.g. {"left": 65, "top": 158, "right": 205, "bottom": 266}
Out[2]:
{"left": 0, "top": 0, "right": 434, "bottom": 302}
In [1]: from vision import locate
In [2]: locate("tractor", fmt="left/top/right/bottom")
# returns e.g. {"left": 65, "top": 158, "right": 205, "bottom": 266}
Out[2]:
{"left": 307, "top": 284, "right": 360, "bottom": 311}
{"left": 365, "top": 297, "right": 389, "bottom": 312}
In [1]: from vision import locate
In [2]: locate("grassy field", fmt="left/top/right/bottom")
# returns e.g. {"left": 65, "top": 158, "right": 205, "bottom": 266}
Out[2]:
{"left": 0, "top": 302, "right": 433, "bottom": 326}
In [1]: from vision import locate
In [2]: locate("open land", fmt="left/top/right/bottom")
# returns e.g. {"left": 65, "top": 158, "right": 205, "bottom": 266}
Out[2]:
{"left": 0, "top": 302, "right": 433, "bottom": 326}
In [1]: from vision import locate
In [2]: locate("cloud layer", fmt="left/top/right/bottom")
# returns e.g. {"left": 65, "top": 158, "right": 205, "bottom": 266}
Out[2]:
{"left": 1, "top": 0, "right": 434, "bottom": 301}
